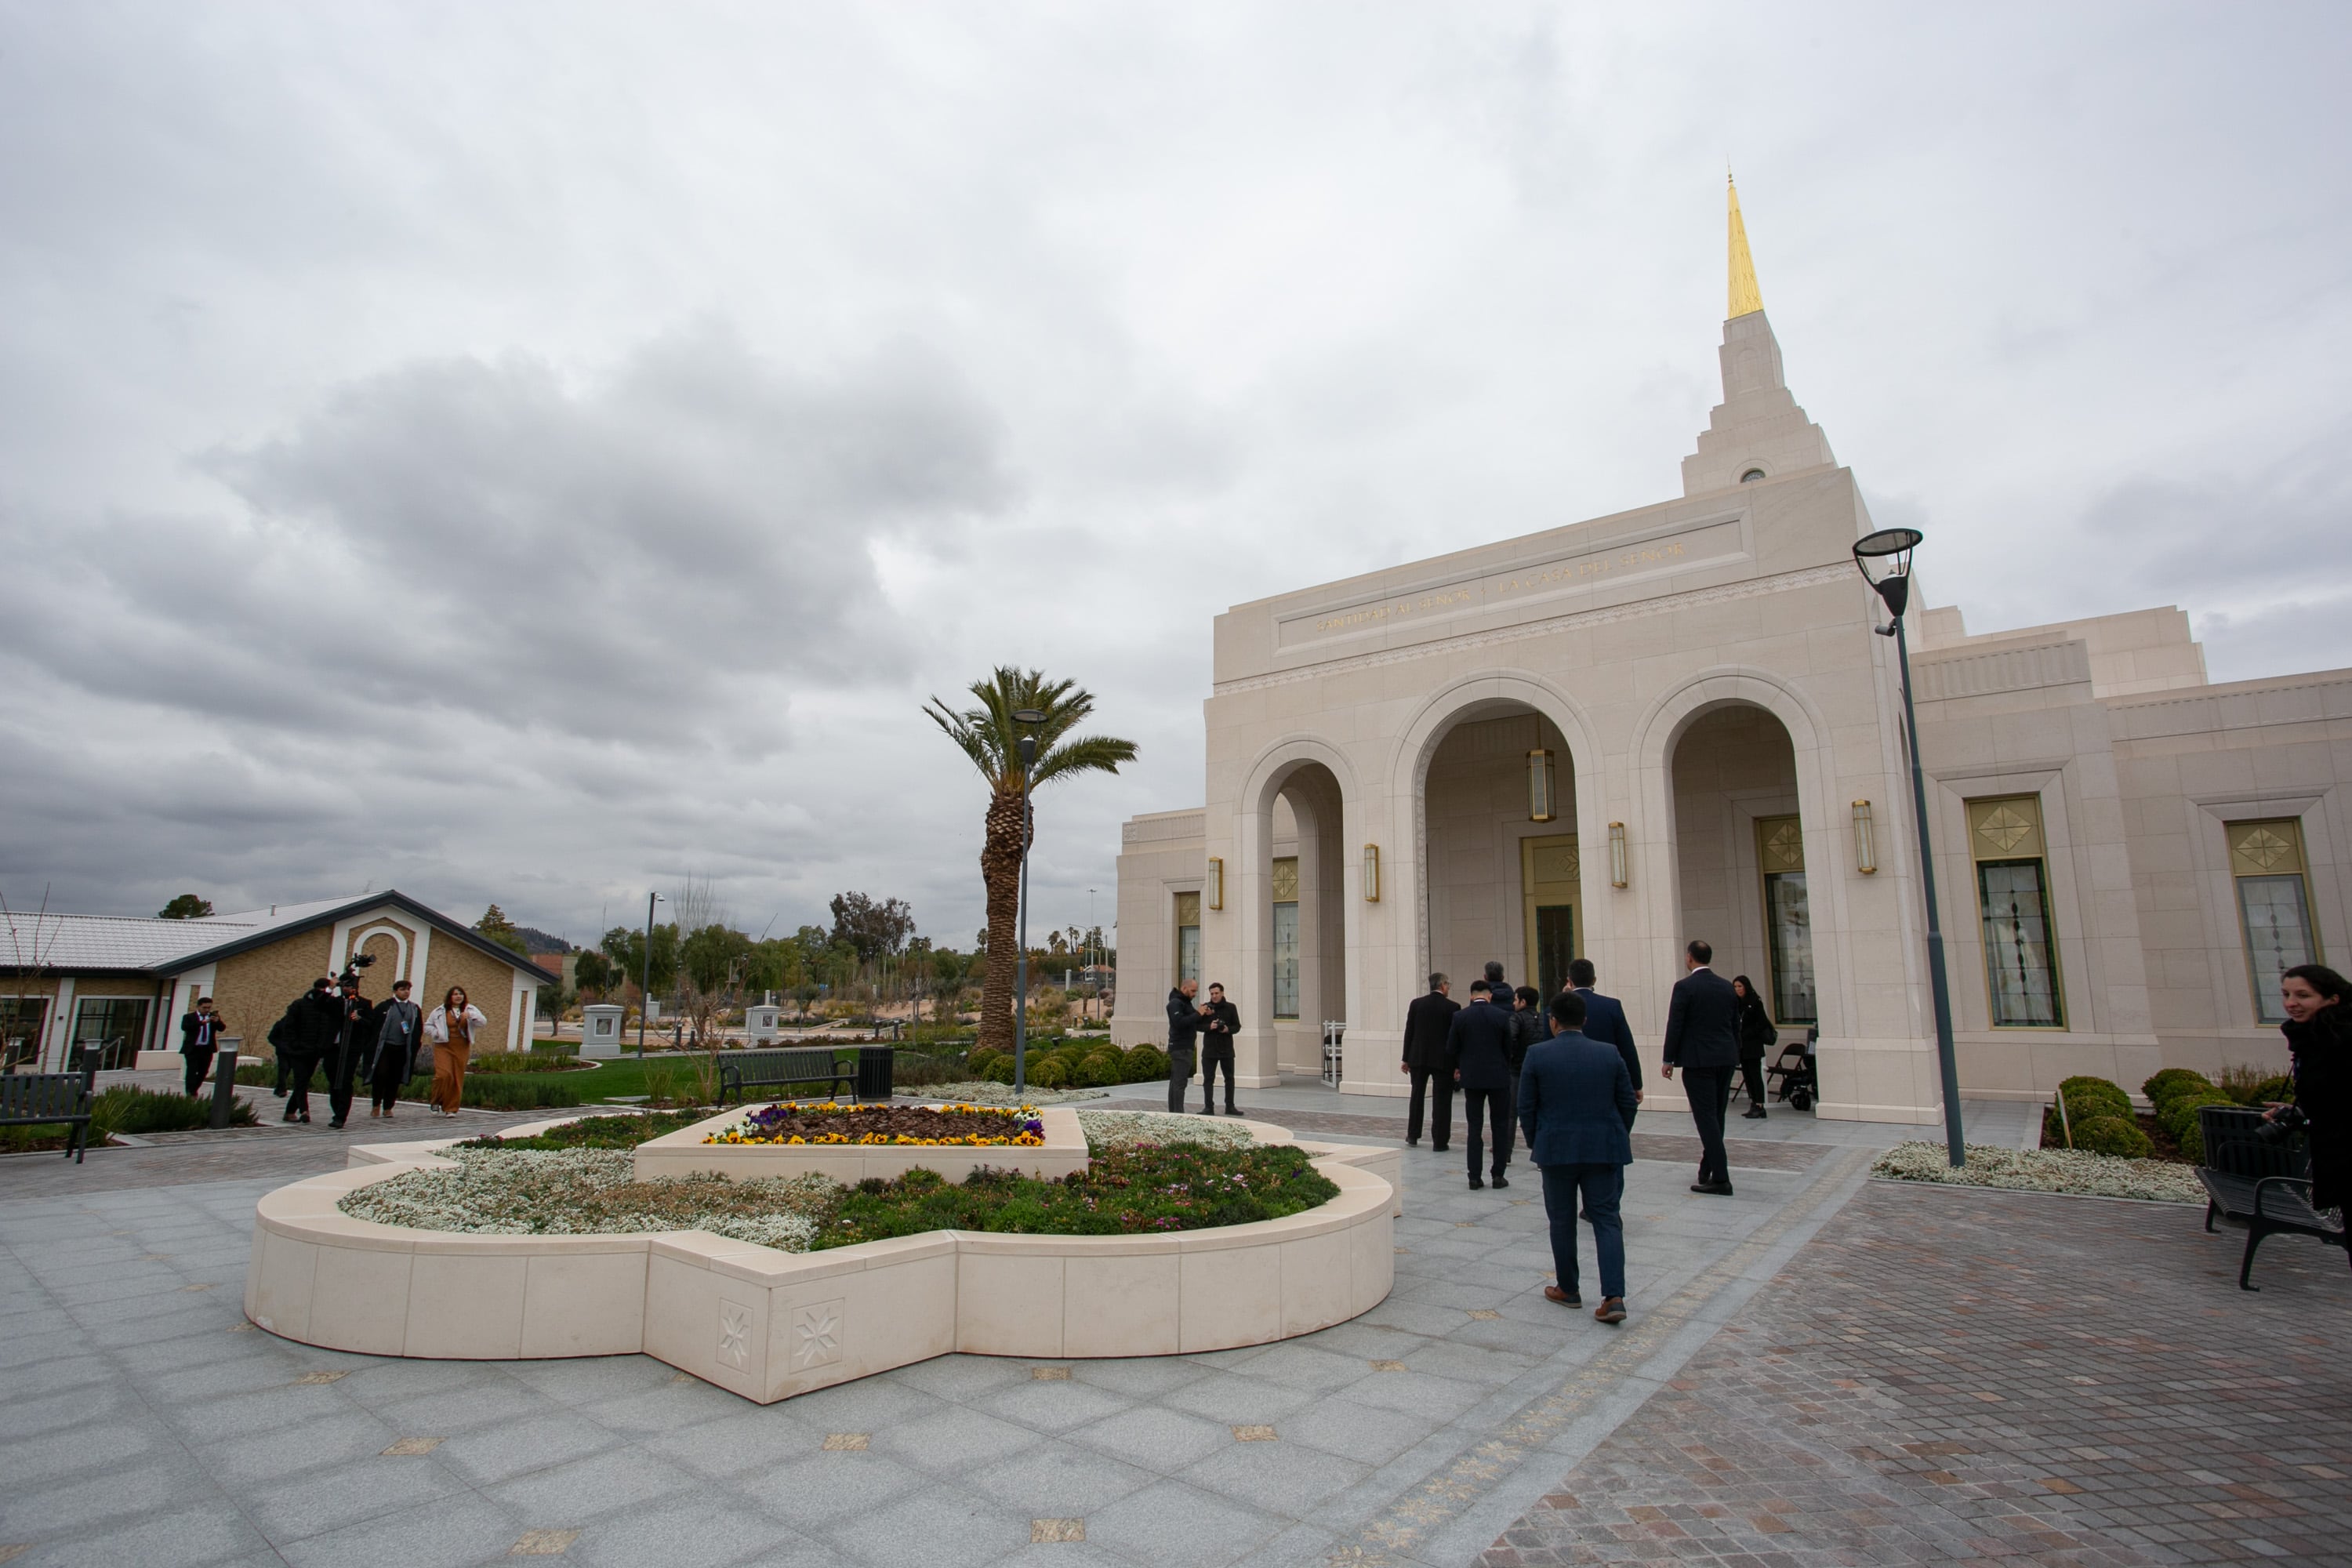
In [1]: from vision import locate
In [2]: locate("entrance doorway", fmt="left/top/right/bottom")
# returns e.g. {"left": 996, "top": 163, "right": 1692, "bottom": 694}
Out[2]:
{"left": 1753, "top": 814, "right": 1817, "bottom": 1025}
{"left": 1521, "top": 834, "right": 1581, "bottom": 1001}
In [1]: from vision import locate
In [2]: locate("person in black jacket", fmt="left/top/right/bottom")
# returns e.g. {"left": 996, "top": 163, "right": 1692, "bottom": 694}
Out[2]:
{"left": 1164, "top": 979, "right": 1204, "bottom": 1113}
{"left": 325, "top": 977, "right": 379, "bottom": 1130}
{"left": 1730, "top": 975, "right": 1777, "bottom": 1120}
{"left": 1508, "top": 985, "right": 1542, "bottom": 1076}
{"left": 177, "top": 997, "right": 224, "bottom": 1097}
{"left": 1400, "top": 974, "right": 1457, "bottom": 1149}
{"left": 1445, "top": 979, "right": 1518, "bottom": 1189}
{"left": 1567, "top": 958, "right": 1643, "bottom": 1123}
{"left": 2275, "top": 964, "right": 2350, "bottom": 1223}
{"left": 367, "top": 979, "right": 423, "bottom": 1119}
{"left": 276, "top": 978, "right": 343, "bottom": 1124}
{"left": 1199, "top": 983, "right": 1242, "bottom": 1116}
{"left": 1661, "top": 939, "right": 1740, "bottom": 1196}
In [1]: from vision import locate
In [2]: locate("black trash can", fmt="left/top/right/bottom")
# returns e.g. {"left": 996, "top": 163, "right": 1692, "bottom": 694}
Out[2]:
{"left": 856, "top": 1045, "right": 894, "bottom": 1103}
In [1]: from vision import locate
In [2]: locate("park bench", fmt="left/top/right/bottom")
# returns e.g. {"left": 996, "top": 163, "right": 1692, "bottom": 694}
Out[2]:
{"left": 716, "top": 1047, "right": 859, "bottom": 1107}
{"left": 2194, "top": 1103, "right": 2346, "bottom": 1290}
{"left": 1, "top": 1069, "right": 98, "bottom": 1162}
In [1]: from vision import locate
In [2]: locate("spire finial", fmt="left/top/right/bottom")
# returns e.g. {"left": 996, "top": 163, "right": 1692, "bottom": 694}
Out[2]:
{"left": 1726, "top": 172, "right": 1763, "bottom": 318}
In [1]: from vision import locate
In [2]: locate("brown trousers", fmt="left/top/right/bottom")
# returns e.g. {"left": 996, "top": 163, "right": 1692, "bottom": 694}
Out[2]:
{"left": 432, "top": 1041, "right": 470, "bottom": 1113}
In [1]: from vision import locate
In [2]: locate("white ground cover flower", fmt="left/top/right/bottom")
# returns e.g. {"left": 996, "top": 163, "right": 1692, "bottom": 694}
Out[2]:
{"left": 339, "top": 1148, "right": 839, "bottom": 1250}
{"left": 1871, "top": 1142, "right": 2204, "bottom": 1205}
{"left": 909, "top": 1080, "right": 1109, "bottom": 1106}
{"left": 1076, "top": 1109, "right": 1257, "bottom": 1152}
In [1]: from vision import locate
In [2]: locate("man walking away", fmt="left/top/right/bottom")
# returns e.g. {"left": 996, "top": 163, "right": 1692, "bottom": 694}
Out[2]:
{"left": 1401, "top": 973, "right": 1458, "bottom": 1149}
{"left": 1522, "top": 990, "right": 1637, "bottom": 1324}
{"left": 178, "top": 996, "right": 223, "bottom": 1097}
{"left": 278, "top": 978, "right": 342, "bottom": 1124}
{"left": 1661, "top": 939, "right": 1740, "bottom": 1196}
{"left": 1164, "top": 978, "right": 1203, "bottom": 1112}
{"left": 368, "top": 979, "right": 423, "bottom": 1120}
{"left": 1508, "top": 986, "right": 1542, "bottom": 1078}
{"left": 1199, "top": 982, "right": 1242, "bottom": 1115}
{"left": 1567, "top": 959, "right": 1642, "bottom": 1124}
{"left": 1444, "top": 978, "right": 1517, "bottom": 1189}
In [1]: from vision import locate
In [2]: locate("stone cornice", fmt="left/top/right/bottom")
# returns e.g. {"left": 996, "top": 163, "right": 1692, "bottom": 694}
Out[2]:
{"left": 1211, "top": 561, "right": 1856, "bottom": 697}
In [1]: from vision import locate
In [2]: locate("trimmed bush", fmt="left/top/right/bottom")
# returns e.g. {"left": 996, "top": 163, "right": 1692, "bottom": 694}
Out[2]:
{"left": 1122, "top": 1044, "right": 1168, "bottom": 1082}
{"left": 2241, "top": 1074, "right": 2294, "bottom": 1107}
{"left": 2141, "top": 1068, "right": 2213, "bottom": 1110}
{"left": 2158, "top": 1087, "right": 2237, "bottom": 1162}
{"left": 2057, "top": 1076, "right": 2132, "bottom": 1123}
{"left": 1079, "top": 1051, "right": 1126, "bottom": 1088}
{"left": 982, "top": 1055, "right": 1016, "bottom": 1084}
{"left": 397, "top": 1073, "right": 586, "bottom": 1111}
{"left": 1027, "top": 1057, "right": 1070, "bottom": 1089}
{"left": 2067, "top": 1114, "right": 2152, "bottom": 1160}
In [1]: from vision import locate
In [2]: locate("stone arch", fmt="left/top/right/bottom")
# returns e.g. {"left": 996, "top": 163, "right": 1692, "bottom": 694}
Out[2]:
{"left": 345, "top": 922, "right": 413, "bottom": 983}
{"left": 1232, "top": 735, "right": 1356, "bottom": 1076}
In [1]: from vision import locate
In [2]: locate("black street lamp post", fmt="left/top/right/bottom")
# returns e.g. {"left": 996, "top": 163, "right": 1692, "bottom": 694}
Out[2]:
{"left": 1010, "top": 707, "right": 1047, "bottom": 1097}
{"left": 1853, "top": 527, "right": 1965, "bottom": 1167}
{"left": 637, "top": 891, "right": 663, "bottom": 1060}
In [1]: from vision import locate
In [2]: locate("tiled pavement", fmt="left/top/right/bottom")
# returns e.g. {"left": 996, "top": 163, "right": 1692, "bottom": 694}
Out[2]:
{"left": 5, "top": 1084, "right": 2338, "bottom": 1567}
{"left": 1482, "top": 1181, "right": 2352, "bottom": 1566}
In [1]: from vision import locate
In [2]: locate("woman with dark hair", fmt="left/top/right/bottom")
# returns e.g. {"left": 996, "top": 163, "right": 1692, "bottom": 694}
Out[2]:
{"left": 2274, "top": 963, "right": 2350, "bottom": 1221}
{"left": 1730, "top": 975, "right": 1777, "bottom": 1120}
{"left": 423, "top": 985, "right": 488, "bottom": 1118}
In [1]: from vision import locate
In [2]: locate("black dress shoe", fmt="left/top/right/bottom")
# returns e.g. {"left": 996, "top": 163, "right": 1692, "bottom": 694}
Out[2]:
{"left": 1432, "top": 1145, "right": 1449, "bottom": 1154}
{"left": 1742, "top": 1107, "right": 1767, "bottom": 1120}
{"left": 328, "top": 1120, "right": 346, "bottom": 1131}
{"left": 1407, "top": 1138, "right": 1420, "bottom": 1147}
{"left": 1468, "top": 1177, "right": 1485, "bottom": 1190}
{"left": 1689, "top": 1181, "right": 1733, "bottom": 1196}
{"left": 1490, "top": 1175, "right": 1510, "bottom": 1189}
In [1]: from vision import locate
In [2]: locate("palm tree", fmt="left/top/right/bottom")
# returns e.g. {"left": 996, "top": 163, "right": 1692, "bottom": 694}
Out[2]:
{"left": 925, "top": 667, "right": 1138, "bottom": 1056}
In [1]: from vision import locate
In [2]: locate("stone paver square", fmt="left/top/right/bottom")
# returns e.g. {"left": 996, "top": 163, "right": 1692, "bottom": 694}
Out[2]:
{"left": 1184, "top": 1439, "right": 1370, "bottom": 1514}
{"left": 640, "top": 1406, "right": 822, "bottom": 1479}
{"left": 882, "top": 1405, "right": 1047, "bottom": 1473}
{"left": 1065, "top": 1406, "right": 1232, "bottom": 1472}
{"left": 547, "top": 1494, "right": 815, "bottom": 1568}
{"left": 430, "top": 1412, "right": 624, "bottom": 1486}
{"left": 2, "top": 1450, "right": 220, "bottom": 1539}
{"left": 963, "top": 1439, "right": 1160, "bottom": 1518}
{"left": 824, "top": 1483, "right": 1037, "bottom": 1568}
{"left": 733, "top": 1449, "right": 927, "bottom": 1525}
{"left": 4, "top": 1497, "right": 267, "bottom": 1568}
{"left": 1275, "top": 1395, "right": 1443, "bottom": 1468}
{"left": 205, "top": 1410, "right": 395, "bottom": 1486}
{"left": 241, "top": 1450, "right": 471, "bottom": 1547}
{"left": 277, "top": 1490, "right": 527, "bottom": 1568}
{"left": 1161, "top": 1370, "right": 1316, "bottom": 1426}
{"left": 482, "top": 1445, "right": 699, "bottom": 1523}
{"left": 975, "top": 1376, "right": 1134, "bottom": 1435}
{"left": 1082, "top": 1478, "right": 1285, "bottom": 1568}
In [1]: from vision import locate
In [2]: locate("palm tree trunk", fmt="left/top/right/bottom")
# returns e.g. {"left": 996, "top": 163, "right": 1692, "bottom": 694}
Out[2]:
{"left": 978, "top": 786, "right": 1025, "bottom": 1057}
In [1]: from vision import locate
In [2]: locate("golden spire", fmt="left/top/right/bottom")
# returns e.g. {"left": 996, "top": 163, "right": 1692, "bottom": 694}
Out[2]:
{"left": 1726, "top": 171, "right": 1763, "bottom": 318}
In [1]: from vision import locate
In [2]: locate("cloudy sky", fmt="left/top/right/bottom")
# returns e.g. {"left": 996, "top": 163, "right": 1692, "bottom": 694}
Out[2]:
{"left": 3, "top": 2, "right": 2347, "bottom": 948}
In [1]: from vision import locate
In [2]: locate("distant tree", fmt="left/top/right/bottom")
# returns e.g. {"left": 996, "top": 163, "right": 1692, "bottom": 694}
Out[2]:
{"left": 924, "top": 666, "right": 1138, "bottom": 1056}
{"left": 157, "top": 894, "right": 213, "bottom": 920}
{"left": 600, "top": 923, "right": 678, "bottom": 996}
{"left": 474, "top": 905, "right": 530, "bottom": 958}
{"left": 680, "top": 923, "right": 753, "bottom": 996}
{"left": 828, "top": 892, "right": 916, "bottom": 963}
{"left": 574, "top": 949, "right": 619, "bottom": 999}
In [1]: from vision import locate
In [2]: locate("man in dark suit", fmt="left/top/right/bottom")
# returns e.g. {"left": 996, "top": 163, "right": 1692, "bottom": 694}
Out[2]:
{"left": 1444, "top": 978, "right": 1517, "bottom": 1189}
{"left": 1400, "top": 973, "right": 1457, "bottom": 1149}
{"left": 1661, "top": 938, "right": 1740, "bottom": 1196}
{"left": 1520, "top": 990, "right": 1637, "bottom": 1323}
{"left": 1164, "top": 979, "right": 1203, "bottom": 1112}
{"left": 178, "top": 996, "right": 224, "bottom": 1097}
{"left": 1566, "top": 959, "right": 1642, "bottom": 1124}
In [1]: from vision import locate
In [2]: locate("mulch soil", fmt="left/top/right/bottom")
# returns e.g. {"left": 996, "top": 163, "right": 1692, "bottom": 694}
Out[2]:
{"left": 739, "top": 1102, "right": 1029, "bottom": 1142}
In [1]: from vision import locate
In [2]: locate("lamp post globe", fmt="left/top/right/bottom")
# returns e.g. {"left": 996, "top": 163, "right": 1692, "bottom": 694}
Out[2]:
{"left": 1008, "top": 708, "right": 1047, "bottom": 1095}
{"left": 1850, "top": 525, "right": 1965, "bottom": 1167}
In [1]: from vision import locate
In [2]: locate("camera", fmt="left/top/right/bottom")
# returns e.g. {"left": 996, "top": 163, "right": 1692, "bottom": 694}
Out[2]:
{"left": 2256, "top": 1104, "right": 2308, "bottom": 1144}
{"left": 338, "top": 952, "right": 378, "bottom": 986}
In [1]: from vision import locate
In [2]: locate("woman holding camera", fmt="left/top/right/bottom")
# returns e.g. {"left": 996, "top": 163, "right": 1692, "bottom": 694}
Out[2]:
{"left": 2274, "top": 964, "right": 2350, "bottom": 1223}
{"left": 424, "top": 985, "right": 488, "bottom": 1117}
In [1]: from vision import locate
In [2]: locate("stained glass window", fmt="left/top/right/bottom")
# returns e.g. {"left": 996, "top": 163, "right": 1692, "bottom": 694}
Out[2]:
{"left": 2228, "top": 818, "right": 2318, "bottom": 1023}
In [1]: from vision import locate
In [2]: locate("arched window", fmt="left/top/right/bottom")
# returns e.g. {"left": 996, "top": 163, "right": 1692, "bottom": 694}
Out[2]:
{"left": 1740, "top": 467, "right": 1766, "bottom": 484}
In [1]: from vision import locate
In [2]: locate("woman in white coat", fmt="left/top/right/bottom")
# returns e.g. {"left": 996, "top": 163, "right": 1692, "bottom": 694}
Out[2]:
{"left": 424, "top": 985, "right": 488, "bottom": 1116}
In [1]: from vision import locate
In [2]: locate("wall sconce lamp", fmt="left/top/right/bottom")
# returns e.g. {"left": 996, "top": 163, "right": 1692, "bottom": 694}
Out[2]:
{"left": 1853, "top": 800, "right": 1876, "bottom": 874}
{"left": 1206, "top": 857, "right": 1223, "bottom": 911}
{"left": 1362, "top": 844, "right": 1381, "bottom": 902}
{"left": 1527, "top": 747, "right": 1557, "bottom": 823}
{"left": 1607, "top": 822, "right": 1628, "bottom": 887}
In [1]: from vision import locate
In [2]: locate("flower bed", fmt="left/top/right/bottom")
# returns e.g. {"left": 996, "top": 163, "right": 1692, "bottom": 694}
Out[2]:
{"left": 339, "top": 1148, "right": 837, "bottom": 1249}
{"left": 818, "top": 1144, "right": 1338, "bottom": 1248}
{"left": 707, "top": 1102, "right": 1044, "bottom": 1147}
{"left": 1871, "top": 1142, "right": 2204, "bottom": 1204}
{"left": 905, "top": 1080, "right": 1107, "bottom": 1106}
{"left": 459, "top": 1110, "right": 706, "bottom": 1151}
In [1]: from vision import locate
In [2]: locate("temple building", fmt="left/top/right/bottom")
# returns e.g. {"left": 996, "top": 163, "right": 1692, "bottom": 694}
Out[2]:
{"left": 1112, "top": 180, "right": 2346, "bottom": 1123}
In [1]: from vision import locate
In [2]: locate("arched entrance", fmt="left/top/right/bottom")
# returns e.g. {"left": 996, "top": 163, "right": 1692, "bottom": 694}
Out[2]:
{"left": 1668, "top": 702, "right": 1814, "bottom": 1030}
{"left": 1421, "top": 704, "right": 1584, "bottom": 1002}
{"left": 1244, "top": 760, "right": 1348, "bottom": 1080}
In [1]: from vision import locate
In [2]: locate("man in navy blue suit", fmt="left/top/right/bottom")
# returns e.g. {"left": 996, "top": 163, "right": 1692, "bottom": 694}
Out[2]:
{"left": 1519, "top": 990, "right": 1638, "bottom": 1323}
{"left": 1566, "top": 958, "right": 1642, "bottom": 1124}
{"left": 1443, "top": 979, "right": 1518, "bottom": 1189}
{"left": 1661, "top": 938, "right": 1741, "bottom": 1196}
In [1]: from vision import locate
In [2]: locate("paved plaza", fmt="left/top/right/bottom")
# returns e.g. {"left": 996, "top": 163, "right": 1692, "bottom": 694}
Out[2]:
{"left": 0, "top": 1082, "right": 2344, "bottom": 1568}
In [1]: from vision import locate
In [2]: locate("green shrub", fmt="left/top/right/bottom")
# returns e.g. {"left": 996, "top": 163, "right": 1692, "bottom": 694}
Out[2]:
{"left": 2141, "top": 1068, "right": 2213, "bottom": 1110}
{"left": 1028, "top": 1057, "right": 1070, "bottom": 1090}
{"left": 81, "top": 1085, "right": 260, "bottom": 1138}
{"left": 1079, "top": 1051, "right": 1125, "bottom": 1088}
{"left": 2216, "top": 1063, "right": 2292, "bottom": 1107}
{"left": 2067, "top": 1114, "right": 2153, "bottom": 1160}
{"left": 2158, "top": 1087, "right": 2238, "bottom": 1161}
{"left": 818, "top": 1144, "right": 1341, "bottom": 1249}
{"left": 2058, "top": 1076, "right": 2132, "bottom": 1123}
{"left": 965, "top": 1049, "right": 1000, "bottom": 1077}
{"left": 459, "top": 1109, "right": 707, "bottom": 1150}
{"left": 981, "top": 1055, "right": 1015, "bottom": 1084}
{"left": 468, "top": 1051, "right": 592, "bottom": 1076}
{"left": 397, "top": 1074, "right": 587, "bottom": 1111}
{"left": 2241, "top": 1074, "right": 2294, "bottom": 1107}
{"left": 1122, "top": 1044, "right": 1168, "bottom": 1082}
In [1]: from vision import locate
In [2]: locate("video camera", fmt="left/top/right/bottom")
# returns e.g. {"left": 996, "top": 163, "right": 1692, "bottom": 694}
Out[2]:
{"left": 336, "top": 951, "right": 378, "bottom": 988}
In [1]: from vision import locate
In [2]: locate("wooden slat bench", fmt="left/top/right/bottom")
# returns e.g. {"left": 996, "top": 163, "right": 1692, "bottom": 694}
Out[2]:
{"left": 2, "top": 1071, "right": 98, "bottom": 1162}
{"left": 716, "top": 1047, "right": 858, "bottom": 1107}
{"left": 2196, "top": 1104, "right": 2346, "bottom": 1290}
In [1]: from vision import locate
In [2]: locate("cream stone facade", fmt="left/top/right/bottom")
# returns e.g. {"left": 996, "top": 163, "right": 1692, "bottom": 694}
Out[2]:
{"left": 1112, "top": 184, "right": 2346, "bottom": 1123}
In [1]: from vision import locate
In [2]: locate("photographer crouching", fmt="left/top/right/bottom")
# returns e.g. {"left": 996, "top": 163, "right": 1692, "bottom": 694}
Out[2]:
{"left": 2270, "top": 964, "right": 2350, "bottom": 1237}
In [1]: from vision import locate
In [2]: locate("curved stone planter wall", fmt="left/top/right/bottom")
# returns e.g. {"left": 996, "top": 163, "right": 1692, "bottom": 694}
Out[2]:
{"left": 247, "top": 1116, "right": 1397, "bottom": 1403}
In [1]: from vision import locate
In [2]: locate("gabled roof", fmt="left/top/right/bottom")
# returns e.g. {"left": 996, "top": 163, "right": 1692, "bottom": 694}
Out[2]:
{"left": 0, "top": 892, "right": 559, "bottom": 985}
